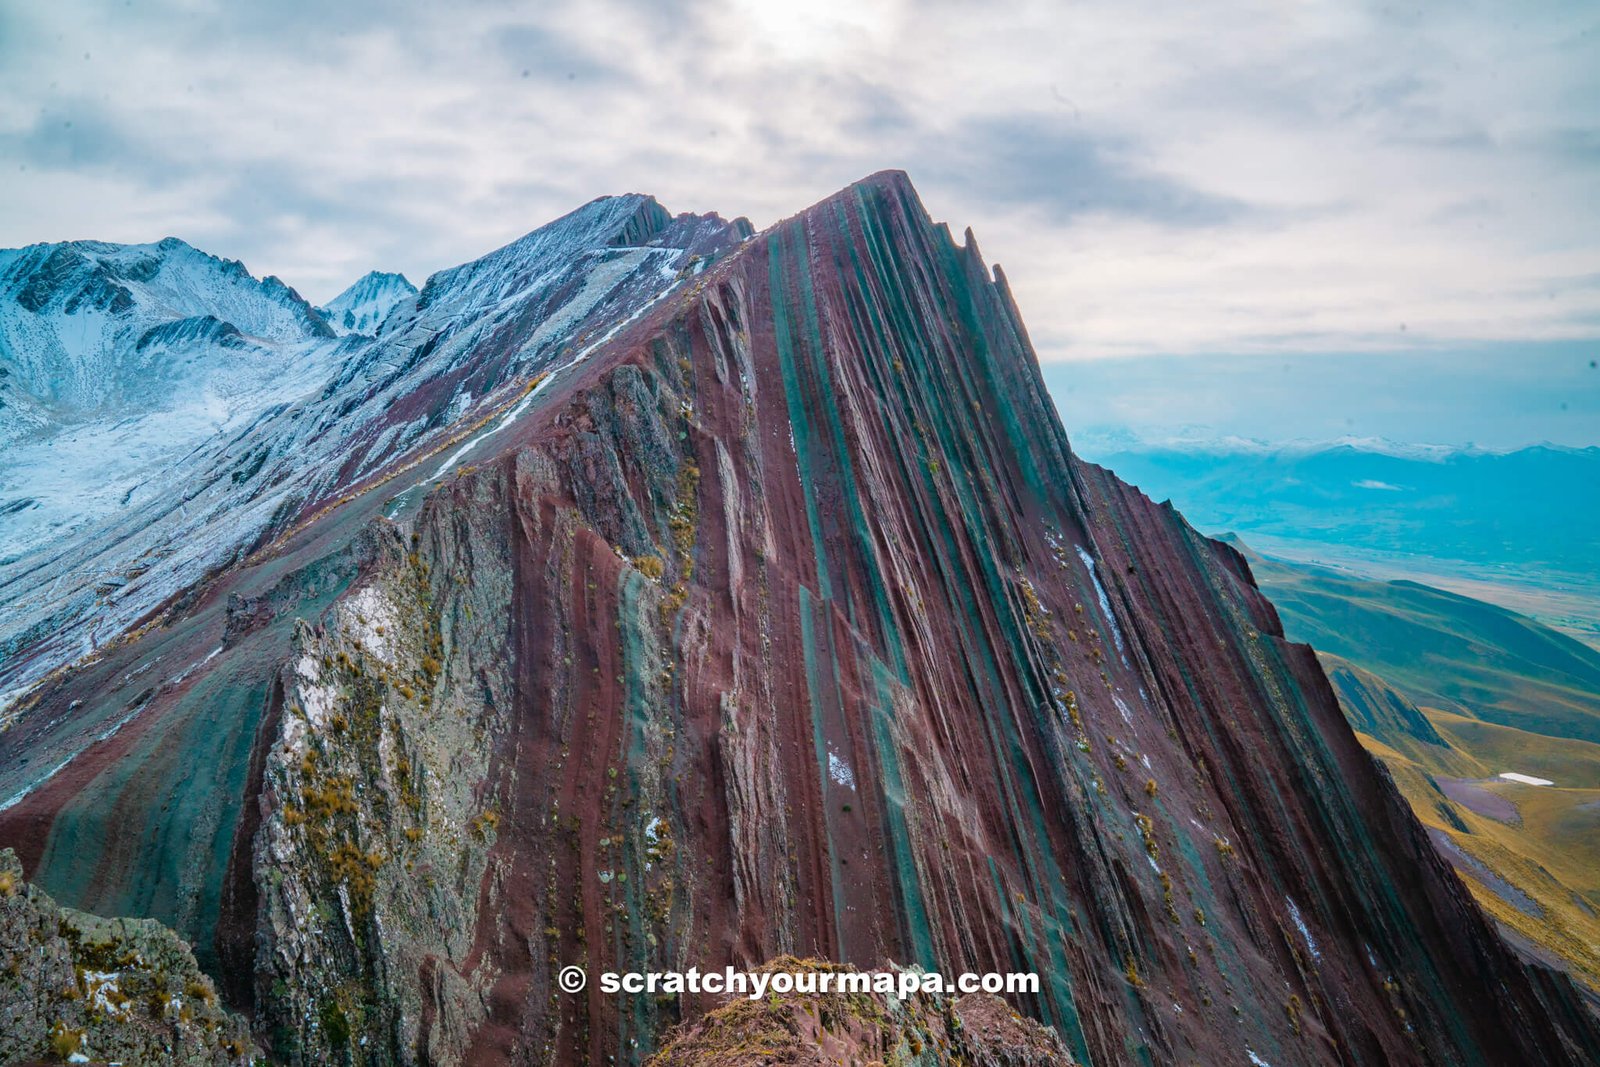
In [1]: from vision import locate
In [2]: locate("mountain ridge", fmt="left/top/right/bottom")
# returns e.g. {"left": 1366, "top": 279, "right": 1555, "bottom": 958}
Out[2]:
{"left": 0, "top": 195, "right": 751, "bottom": 717}
{"left": 0, "top": 172, "right": 1596, "bottom": 1065}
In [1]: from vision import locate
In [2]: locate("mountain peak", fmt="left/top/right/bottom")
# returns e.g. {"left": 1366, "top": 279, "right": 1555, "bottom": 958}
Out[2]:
{"left": 4, "top": 176, "right": 1597, "bottom": 1067}
{"left": 318, "top": 269, "right": 418, "bottom": 336}
{"left": 414, "top": 192, "right": 745, "bottom": 316}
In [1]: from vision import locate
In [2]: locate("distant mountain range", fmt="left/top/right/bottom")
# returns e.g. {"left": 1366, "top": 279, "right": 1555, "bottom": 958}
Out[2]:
{"left": 0, "top": 238, "right": 346, "bottom": 568}
{"left": 1085, "top": 437, "right": 1600, "bottom": 626}
{"left": 317, "top": 270, "right": 417, "bottom": 336}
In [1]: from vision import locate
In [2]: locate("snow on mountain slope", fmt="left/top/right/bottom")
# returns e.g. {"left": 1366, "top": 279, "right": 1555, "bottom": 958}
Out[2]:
{"left": 0, "top": 238, "right": 333, "bottom": 424}
{"left": 317, "top": 270, "right": 417, "bottom": 335}
{"left": 0, "top": 239, "right": 346, "bottom": 563}
{"left": 0, "top": 195, "right": 751, "bottom": 715}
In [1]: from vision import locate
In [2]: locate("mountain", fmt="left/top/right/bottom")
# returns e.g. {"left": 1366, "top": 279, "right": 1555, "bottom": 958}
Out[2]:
{"left": 0, "top": 195, "right": 752, "bottom": 717}
{"left": 318, "top": 271, "right": 418, "bottom": 336}
{"left": 1226, "top": 540, "right": 1600, "bottom": 998}
{"left": 1232, "top": 541, "right": 1600, "bottom": 745}
{"left": 0, "top": 173, "right": 1597, "bottom": 1065}
{"left": 0, "top": 236, "right": 333, "bottom": 423}
{"left": 1083, "top": 439, "right": 1600, "bottom": 645}
{"left": 0, "top": 237, "right": 345, "bottom": 569}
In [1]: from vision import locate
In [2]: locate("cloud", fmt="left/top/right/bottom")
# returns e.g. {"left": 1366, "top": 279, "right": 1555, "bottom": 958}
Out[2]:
{"left": 926, "top": 114, "right": 1249, "bottom": 226}
{"left": 1, "top": 102, "right": 155, "bottom": 175}
{"left": 493, "top": 24, "right": 636, "bottom": 86}
{"left": 0, "top": 0, "right": 1594, "bottom": 363}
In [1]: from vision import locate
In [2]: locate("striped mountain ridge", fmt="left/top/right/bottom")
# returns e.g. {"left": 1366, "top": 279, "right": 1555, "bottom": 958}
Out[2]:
{"left": 0, "top": 172, "right": 1595, "bottom": 1065}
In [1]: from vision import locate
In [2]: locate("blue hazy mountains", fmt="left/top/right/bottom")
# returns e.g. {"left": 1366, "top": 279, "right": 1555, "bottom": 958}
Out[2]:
{"left": 1082, "top": 438, "right": 1600, "bottom": 646}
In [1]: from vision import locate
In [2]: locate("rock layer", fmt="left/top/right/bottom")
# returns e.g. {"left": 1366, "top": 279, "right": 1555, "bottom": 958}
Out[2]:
{"left": 2, "top": 173, "right": 1598, "bottom": 1066}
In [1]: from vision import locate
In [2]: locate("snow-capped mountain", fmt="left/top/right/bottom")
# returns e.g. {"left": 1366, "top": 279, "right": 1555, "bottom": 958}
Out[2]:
{"left": 0, "top": 238, "right": 335, "bottom": 437}
{"left": 0, "top": 195, "right": 751, "bottom": 711}
{"left": 317, "top": 270, "right": 417, "bottom": 336}
{"left": 0, "top": 239, "right": 347, "bottom": 568}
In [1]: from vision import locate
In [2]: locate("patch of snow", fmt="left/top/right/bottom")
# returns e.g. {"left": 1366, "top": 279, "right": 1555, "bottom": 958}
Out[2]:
{"left": 429, "top": 257, "right": 688, "bottom": 481}
{"left": 96, "top": 695, "right": 153, "bottom": 743}
{"left": 0, "top": 754, "right": 74, "bottom": 812}
{"left": 0, "top": 684, "right": 39, "bottom": 721}
{"left": 1498, "top": 772, "right": 1553, "bottom": 786}
{"left": 1075, "top": 544, "right": 1126, "bottom": 657}
{"left": 828, "top": 748, "right": 857, "bottom": 790}
{"left": 318, "top": 271, "right": 417, "bottom": 336}
{"left": 168, "top": 645, "right": 222, "bottom": 686}
{"left": 1286, "top": 896, "right": 1321, "bottom": 962}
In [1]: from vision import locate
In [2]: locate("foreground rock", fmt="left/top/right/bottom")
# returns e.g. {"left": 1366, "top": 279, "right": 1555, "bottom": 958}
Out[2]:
{"left": 645, "top": 958, "right": 1071, "bottom": 1067}
{"left": 0, "top": 849, "right": 254, "bottom": 1066}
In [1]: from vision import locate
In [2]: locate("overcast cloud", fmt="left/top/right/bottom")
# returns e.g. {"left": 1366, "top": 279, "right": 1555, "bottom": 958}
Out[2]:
{"left": 1, "top": 0, "right": 1597, "bottom": 365}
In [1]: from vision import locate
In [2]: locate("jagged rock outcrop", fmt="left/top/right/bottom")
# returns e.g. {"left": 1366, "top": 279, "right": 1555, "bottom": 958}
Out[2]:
{"left": 0, "top": 848, "right": 254, "bottom": 1065}
{"left": 2, "top": 173, "right": 1598, "bottom": 1067}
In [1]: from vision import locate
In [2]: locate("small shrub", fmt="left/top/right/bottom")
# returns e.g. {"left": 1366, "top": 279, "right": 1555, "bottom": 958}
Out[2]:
{"left": 48, "top": 1021, "right": 84, "bottom": 1059}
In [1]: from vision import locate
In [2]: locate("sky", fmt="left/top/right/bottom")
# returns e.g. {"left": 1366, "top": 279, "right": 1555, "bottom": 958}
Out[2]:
{"left": 1, "top": 0, "right": 1597, "bottom": 446}
{"left": 1047, "top": 341, "right": 1600, "bottom": 455}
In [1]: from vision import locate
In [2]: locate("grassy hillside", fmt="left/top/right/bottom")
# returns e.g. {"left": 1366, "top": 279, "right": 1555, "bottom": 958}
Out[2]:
{"left": 1236, "top": 541, "right": 1600, "bottom": 994}
{"left": 1234, "top": 539, "right": 1600, "bottom": 745}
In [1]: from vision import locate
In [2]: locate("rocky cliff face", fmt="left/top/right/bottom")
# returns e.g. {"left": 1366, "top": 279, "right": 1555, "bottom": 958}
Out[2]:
{"left": 2, "top": 173, "right": 1598, "bottom": 1066}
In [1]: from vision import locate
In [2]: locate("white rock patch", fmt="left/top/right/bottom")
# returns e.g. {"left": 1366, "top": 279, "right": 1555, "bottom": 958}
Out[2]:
{"left": 343, "top": 585, "right": 400, "bottom": 666}
{"left": 1287, "top": 896, "right": 1321, "bottom": 963}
